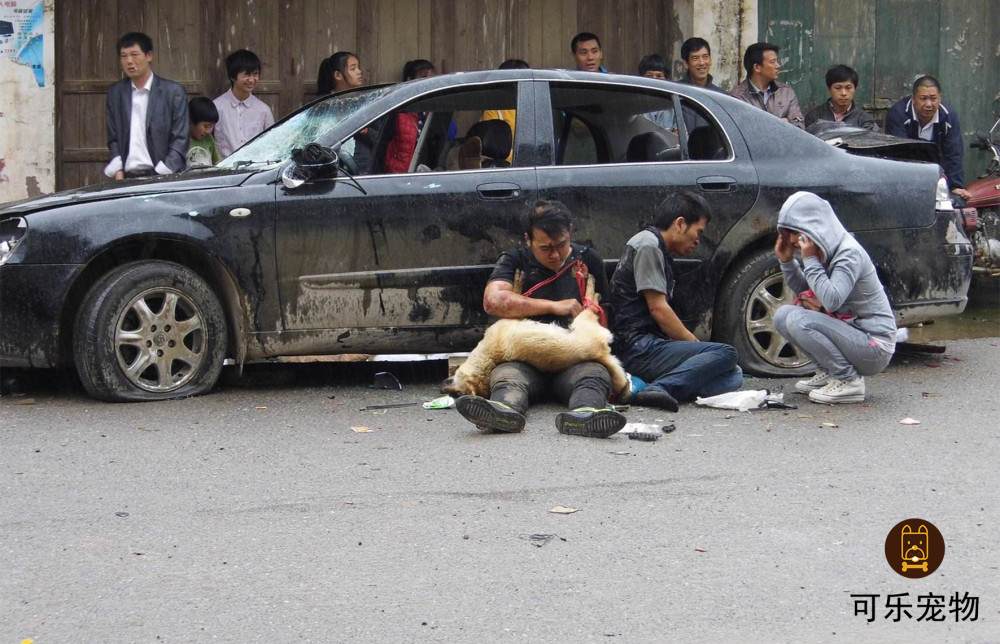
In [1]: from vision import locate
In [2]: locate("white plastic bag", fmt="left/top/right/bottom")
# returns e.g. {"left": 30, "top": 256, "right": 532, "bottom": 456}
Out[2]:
{"left": 695, "top": 389, "right": 769, "bottom": 412}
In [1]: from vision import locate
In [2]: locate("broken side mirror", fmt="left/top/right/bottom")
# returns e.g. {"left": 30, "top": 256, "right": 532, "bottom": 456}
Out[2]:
{"left": 281, "top": 142, "right": 341, "bottom": 189}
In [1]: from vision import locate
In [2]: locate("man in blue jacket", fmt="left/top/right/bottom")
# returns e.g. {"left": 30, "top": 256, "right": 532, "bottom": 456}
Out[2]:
{"left": 885, "top": 76, "right": 971, "bottom": 201}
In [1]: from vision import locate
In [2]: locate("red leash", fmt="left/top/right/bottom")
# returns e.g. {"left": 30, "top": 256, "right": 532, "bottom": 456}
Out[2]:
{"left": 522, "top": 259, "right": 607, "bottom": 327}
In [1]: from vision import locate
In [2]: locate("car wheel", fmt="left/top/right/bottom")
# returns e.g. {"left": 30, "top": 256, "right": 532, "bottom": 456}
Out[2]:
{"left": 715, "top": 249, "right": 813, "bottom": 377}
{"left": 73, "top": 261, "right": 227, "bottom": 401}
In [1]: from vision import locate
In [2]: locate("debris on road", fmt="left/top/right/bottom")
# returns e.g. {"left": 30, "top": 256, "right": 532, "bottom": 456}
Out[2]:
{"left": 422, "top": 395, "right": 455, "bottom": 409}
{"left": 549, "top": 506, "right": 579, "bottom": 514}
{"left": 351, "top": 426, "right": 373, "bottom": 433}
{"left": 821, "top": 422, "right": 839, "bottom": 428}
{"left": 359, "top": 402, "right": 419, "bottom": 411}
{"left": 694, "top": 547, "right": 707, "bottom": 553}
{"left": 520, "top": 533, "right": 567, "bottom": 547}
{"left": 899, "top": 417, "right": 921, "bottom": 425}
{"left": 372, "top": 371, "right": 402, "bottom": 390}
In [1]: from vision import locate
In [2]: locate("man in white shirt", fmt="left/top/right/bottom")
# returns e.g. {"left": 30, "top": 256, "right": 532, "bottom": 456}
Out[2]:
{"left": 213, "top": 49, "right": 275, "bottom": 158}
{"left": 104, "top": 32, "right": 189, "bottom": 180}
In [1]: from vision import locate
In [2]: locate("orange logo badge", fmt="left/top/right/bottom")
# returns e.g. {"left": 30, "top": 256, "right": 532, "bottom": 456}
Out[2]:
{"left": 884, "top": 519, "right": 945, "bottom": 578}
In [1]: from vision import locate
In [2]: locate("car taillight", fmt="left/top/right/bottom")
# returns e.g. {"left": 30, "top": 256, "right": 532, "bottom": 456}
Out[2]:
{"left": 935, "top": 175, "right": 953, "bottom": 210}
{"left": 0, "top": 217, "right": 27, "bottom": 266}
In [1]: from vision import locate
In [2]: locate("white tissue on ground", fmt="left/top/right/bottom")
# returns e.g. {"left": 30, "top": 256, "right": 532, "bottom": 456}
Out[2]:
{"left": 695, "top": 389, "right": 782, "bottom": 412}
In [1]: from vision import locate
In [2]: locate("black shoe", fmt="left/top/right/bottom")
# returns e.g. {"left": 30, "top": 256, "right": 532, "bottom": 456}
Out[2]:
{"left": 633, "top": 388, "right": 679, "bottom": 412}
{"left": 555, "top": 407, "right": 627, "bottom": 438}
{"left": 455, "top": 395, "right": 525, "bottom": 433}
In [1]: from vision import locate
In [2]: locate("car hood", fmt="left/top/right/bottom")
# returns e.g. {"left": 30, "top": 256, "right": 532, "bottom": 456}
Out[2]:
{"left": 807, "top": 121, "right": 941, "bottom": 164}
{"left": 0, "top": 169, "right": 253, "bottom": 218}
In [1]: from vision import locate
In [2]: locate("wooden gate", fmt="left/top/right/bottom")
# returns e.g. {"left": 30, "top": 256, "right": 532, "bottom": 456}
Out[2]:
{"left": 55, "top": 0, "right": 678, "bottom": 190}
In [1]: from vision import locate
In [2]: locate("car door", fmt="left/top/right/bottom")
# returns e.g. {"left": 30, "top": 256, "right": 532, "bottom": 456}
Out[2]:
{"left": 533, "top": 80, "right": 759, "bottom": 323}
{"left": 272, "top": 80, "right": 538, "bottom": 354}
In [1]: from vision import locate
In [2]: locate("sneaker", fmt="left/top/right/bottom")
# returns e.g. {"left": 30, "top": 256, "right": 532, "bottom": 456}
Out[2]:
{"left": 795, "top": 369, "right": 831, "bottom": 393}
{"left": 808, "top": 377, "right": 865, "bottom": 404}
{"left": 455, "top": 395, "right": 525, "bottom": 433}
{"left": 633, "top": 388, "right": 679, "bottom": 412}
{"left": 555, "top": 406, "right": 627, "bottom": 438}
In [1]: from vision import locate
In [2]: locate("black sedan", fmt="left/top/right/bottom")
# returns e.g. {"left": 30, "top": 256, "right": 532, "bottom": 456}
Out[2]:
{"left": 0, "top": 70, "right": 973, "bottom": 401}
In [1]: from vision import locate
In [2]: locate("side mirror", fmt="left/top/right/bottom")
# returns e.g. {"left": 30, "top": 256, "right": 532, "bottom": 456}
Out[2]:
{"left": 281, "top": 143, "right": 340, "bottom": 189}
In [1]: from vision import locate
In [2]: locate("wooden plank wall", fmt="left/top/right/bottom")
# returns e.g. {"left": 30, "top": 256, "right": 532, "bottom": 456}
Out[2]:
{"left": 56, "top": 0, "right": 680, "bottom": 190}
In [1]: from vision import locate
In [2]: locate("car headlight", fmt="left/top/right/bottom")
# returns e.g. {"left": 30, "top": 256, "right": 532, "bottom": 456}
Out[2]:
{"left": 0, "top": 217, "right": 27, "bottom": 265}
{"left": 935, "top": 175, "right": 953, "bottom": 210}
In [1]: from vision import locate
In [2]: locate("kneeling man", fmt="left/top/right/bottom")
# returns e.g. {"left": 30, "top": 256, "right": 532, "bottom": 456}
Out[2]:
{"left": 611, "top": 191, "right": 743, "bottom": 410}
{"left": 455, "top": 200, "right": 627, "bottom": 438}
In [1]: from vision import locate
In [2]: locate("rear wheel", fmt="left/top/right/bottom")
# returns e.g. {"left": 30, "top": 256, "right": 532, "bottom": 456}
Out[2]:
{"left": 73, "top": 261, "right": 227, "bottom": 401}
{"left": 714, "top": 249, "right": 812, "bottom": 377}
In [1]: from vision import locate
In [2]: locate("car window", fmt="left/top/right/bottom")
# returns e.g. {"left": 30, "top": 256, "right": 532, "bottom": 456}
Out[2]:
{"left": 218, "top": 86, "right": 394, "bottom": 170}
{"left": 354, "top": 83, "right": 519, "bottom": 175}
{"left": 549, "top": 82, "right": 729, "bottom": 165}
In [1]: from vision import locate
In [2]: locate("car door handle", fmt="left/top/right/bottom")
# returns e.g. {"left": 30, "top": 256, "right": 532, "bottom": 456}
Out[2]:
{"left": 477, "top": 183, "right": 521, "bottom": 200}
{"left": 696, "top": 176, "right": 736, "bottom": 192}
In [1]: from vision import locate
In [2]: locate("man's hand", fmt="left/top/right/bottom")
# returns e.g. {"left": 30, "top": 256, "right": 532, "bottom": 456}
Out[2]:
{"left": 775, "top": 232, "right": 794, "bottom": 263}
{"left": 952, "top": 187, "right": 972, "bottom": 201}
{"left": 114, "top": 170, "right": 125, "bottom": 181}
{"left": 550, "top": 299, "right": 583, "bottom": 318}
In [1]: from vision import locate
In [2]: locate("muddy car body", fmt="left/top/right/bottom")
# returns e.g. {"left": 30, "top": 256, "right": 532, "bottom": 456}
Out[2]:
{"left": 0, "top": 70, "right": 973, "bottom": 401}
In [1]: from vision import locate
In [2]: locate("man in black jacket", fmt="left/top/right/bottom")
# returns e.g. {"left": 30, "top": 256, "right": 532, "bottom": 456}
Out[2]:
{"left": 805, "top": 65, "right": 878, "bottom": 132}
{"left": 885, "top": 75, "right": 971, "bottom": 201}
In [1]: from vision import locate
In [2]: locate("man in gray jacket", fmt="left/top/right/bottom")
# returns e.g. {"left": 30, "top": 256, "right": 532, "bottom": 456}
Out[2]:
{"left": 105, "top": 32, "right": 188, "bottom": 180}
{"left": 804, "top": 65, "right": 878, "bottom": 132}
{"left": 773, "top": 192, "right": 897, "bottom": 404}
{"left": 731, "top": 42, "right": 804, "bottom": 129}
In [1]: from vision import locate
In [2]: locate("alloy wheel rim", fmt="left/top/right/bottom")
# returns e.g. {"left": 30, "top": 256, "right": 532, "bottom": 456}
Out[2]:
{"left": 114, "top": 287, "right": 206, "bottom": 392}
{"left": 744, "top": 273, "right": 811, "bottom": 369}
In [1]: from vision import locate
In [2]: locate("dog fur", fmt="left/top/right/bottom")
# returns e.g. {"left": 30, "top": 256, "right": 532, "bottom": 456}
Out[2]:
{"left": 440, "top": 309, "right": 629, "bottom": 399}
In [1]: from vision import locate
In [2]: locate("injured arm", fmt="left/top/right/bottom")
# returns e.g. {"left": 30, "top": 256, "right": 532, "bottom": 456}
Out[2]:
{"left": 643, "top": 290, "right": 698, "bottom": 342}
{"left": 484, "top": 280, "right": 581, "bottom": 319}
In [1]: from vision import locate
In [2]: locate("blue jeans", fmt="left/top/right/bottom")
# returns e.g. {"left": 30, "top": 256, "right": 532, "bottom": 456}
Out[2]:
{"left": 773, "top": 306, "right": 893, "bottom": 381}
{"left": 623, "top": 333, "right": 743, "bottom": 401}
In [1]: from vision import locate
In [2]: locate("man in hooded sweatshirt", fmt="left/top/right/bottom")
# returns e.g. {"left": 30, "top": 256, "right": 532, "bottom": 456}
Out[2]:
{"left": 773, "top": 192, "right": 897, "bottom": 404}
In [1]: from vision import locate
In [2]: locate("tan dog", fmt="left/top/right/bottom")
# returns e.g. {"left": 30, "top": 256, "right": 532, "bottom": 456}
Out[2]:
{"left": 440, "top": 308, "right": 630, "bottom": 399}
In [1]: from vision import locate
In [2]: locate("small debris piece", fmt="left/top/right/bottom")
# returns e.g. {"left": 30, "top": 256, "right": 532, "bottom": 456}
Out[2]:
{"left": 115, "top": 512, "right": 129, "bottom": 517}
{"left": 661, "top": 424, "right": 676, "bottom": 433}
{"left": 899, "top": 417, "right": 921, "bottom": 425}
{"left": 520, "top": 533, "right": 567, "bottom": 547}
{"left": 351, "top": 426, "right": 373, "bottom": 433}
{"left": 921, "top": 392, "right": 942, "bottom": 398}
{"left": 694, "top": 547, "right": 707, "bottom": 553}
{"left": 359, "top": 402, "right": 419, "bottom": 411}
{"left": 255, "top": 406, "right": 267, "bottom": 410}
{"left": 798, "top": 414, "right": 815, "bottom": 419}
{"left": 549, "top": 506, "right": 579, "bottom": 514}
{"left": 372, "top": 371, "right": 402, "bottom": 390}
{"left": 821, "top": 422, "right": 839, "bottom": 428}
{"left": 610, "top": 451, "right": 631, "bottom": 455}
{"left": 13, "top": 398, "right": 36, "bottom": 405}
{"left": 422, "top": 395, "right": 455, "bottom": 410}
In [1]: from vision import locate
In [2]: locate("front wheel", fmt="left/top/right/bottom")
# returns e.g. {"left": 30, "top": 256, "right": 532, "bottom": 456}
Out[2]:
{"left": 73, "top": 261, "right": 228, "bottom": 401}
{"left": 714, "top": 249, "right": 812, "bottom": 377}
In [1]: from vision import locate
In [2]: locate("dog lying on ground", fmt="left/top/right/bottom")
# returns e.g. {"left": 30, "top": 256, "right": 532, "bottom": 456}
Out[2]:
{"left": 440, "top": 307, "right": 630, "bottom": 399}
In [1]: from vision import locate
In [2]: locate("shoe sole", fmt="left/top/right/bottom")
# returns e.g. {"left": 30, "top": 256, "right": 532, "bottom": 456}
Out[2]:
{"left": 455, "top": 396, "right": 525, "bottom": 433}
{"left": 795, "top": 380, "right": 829, "bottom": 394}
{"left": 808, "top": 391, "right": 865, "bottom": 404}
{"left": 555, "top": 411, "right": 627, "bottom": 438}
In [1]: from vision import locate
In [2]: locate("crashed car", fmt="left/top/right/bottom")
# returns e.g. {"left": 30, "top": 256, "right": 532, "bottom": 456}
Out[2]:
{"left": 0, "top": 69, "right": 973, "bottom": 401}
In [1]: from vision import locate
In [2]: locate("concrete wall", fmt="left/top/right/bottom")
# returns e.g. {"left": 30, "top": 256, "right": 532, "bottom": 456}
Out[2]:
{"left": 0, "top": 0, "right": 54, "bottom": 203}
{"left": 690, "top": 0, "right": 757, "bottom": 91}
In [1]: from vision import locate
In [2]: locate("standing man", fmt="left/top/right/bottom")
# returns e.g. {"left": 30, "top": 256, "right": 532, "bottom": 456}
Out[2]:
{"left": 885, "top": 76, "right": 970, "bottom": 201}
{"left": 611, "top": 191, "right": 743, "bottom": 410}
{"left": 213, "top": 49, "right": 275, "bottom": 158}
{"left": 731, "top": 42, "right": 804, "bottom": 129}
{"left": 571, "top": 32, "right": 607, "bottom": 73}
{"left": 677, "top": 37, "right": 725, "bottom": 93}
{"left": 105, "top": 32, "right": 189, "bottom": 180}
{"left": 805, "top": 65, "right": 878, "bottom": 132}
{"left": 454, "top": 200, "right": 627, "bottom": 438}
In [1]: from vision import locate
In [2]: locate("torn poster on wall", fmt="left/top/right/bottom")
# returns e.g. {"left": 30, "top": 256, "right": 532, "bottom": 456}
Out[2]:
{"left": 0, "top": 0, "right": 43, "bottom": 87}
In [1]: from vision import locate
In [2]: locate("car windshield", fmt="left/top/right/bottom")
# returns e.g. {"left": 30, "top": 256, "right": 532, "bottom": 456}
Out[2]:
{"left": 218, "top": 86, "right": 394, "bottom": 170}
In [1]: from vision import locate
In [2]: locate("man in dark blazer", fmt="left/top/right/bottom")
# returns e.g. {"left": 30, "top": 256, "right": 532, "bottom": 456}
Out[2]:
{"left": 104, "top": 32, "right": 188, "bottom": 180}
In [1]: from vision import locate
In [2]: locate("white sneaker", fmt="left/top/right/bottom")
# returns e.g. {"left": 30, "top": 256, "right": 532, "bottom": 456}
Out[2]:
{"left": 809, "top": 377, "right": 866, "bottom": 404}
{"left": 795, "top": 369, "right": 831, "bottom": 393}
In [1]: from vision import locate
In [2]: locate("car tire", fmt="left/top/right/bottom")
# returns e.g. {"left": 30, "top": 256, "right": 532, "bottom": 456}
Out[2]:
{"left": 73, "top": 261, "right": 228, "bottom": 402}
{"left": 715, "top": 249, "right": 813, "bottom": 377}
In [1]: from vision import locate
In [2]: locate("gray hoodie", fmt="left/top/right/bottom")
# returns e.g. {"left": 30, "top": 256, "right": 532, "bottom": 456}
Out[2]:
{"left": 777, "top": 192, "right": 896, "bottom": 353}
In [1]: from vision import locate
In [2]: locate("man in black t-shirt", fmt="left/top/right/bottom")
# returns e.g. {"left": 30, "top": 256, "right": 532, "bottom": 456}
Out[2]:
{"left": 455, "top": 200, "right": 626, "bottom": 438}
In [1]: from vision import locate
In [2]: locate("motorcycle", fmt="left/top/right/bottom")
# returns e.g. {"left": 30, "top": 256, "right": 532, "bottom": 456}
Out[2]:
{"left": 958, "top": 99, "right": 1000, "bottom": 276}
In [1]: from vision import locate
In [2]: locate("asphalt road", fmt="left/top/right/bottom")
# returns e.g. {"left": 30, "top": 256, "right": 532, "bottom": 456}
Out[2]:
{"left": 2, "top": 338, "right": 998, "bottom": 643}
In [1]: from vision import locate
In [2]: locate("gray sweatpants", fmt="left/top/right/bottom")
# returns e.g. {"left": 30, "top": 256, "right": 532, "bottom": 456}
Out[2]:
{"left": 774, "top": 305, "right": 892, "bottom": 381}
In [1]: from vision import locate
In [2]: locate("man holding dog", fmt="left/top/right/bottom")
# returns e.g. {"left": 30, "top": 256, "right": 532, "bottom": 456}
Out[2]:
{"left": 611, "top": 191, "right": 743, "bottom": 409}
{"left": 454, "top": 201, "right": 627, "bottom": 438}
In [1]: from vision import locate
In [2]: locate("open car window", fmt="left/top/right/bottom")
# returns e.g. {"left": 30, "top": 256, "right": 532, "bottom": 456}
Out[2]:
{"left": 349, "top": 83, "right": 519, "bottom": 175}
{"left": 549, "top": 82, "right": 730, "bottom": 165}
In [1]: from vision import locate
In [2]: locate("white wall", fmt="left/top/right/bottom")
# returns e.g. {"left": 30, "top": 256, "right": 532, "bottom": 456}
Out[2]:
{"left": 0, "top": 0, "right": 55, "bottom": 203}
{"left": 689, "top": 0, "right": 758, "bottom": 91}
